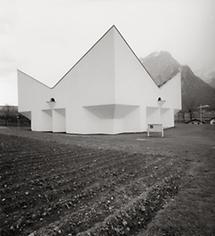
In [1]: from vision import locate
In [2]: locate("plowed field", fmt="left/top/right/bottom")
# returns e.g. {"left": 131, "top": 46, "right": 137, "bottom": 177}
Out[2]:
{"left": 0, "top": 124, "right": 215, "bottom": 236}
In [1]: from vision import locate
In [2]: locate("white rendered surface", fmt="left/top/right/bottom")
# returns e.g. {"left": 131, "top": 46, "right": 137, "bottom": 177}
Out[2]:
{"left": 18, "top": 26, "right": 181, "bottom": 134}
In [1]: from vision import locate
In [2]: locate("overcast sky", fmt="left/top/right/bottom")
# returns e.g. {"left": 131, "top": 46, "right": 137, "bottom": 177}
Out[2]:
{"left": 1, "top": 0, "right": 215, "bottom": 105}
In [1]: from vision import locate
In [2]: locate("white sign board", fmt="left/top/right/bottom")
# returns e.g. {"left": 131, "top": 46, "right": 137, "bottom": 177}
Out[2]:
{"left": 147, "top": 124, "right": 164, "bottom": 137}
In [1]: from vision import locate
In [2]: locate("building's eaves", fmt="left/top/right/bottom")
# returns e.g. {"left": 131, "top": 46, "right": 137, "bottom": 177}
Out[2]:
{"left": 52, "top": 25, "right": 117, "bottom": 89}
{"left": 18, "top": 25, "right": 164, "bottom": 89}
{"left": 17, "top": 69, "right": 51, "bottom": 89}
{"left": 112, "top": 26, "right": 158, "bottom": 87}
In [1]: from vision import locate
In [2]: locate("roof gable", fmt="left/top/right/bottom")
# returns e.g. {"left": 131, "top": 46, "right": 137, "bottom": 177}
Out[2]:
{"left": 18, "top": 25, "right": 177, "bottom": 89}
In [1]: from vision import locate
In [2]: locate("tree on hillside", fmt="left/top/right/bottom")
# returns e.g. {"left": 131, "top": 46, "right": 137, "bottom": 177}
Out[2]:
{"left": 1, "top": 105, "right": 17, "bottom": 126}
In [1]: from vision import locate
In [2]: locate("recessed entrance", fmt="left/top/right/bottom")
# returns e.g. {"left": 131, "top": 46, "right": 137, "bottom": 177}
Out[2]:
{"left": 41, "top": 109, "right": 52, "bottom": 131}
{"left": 52, "top": 108, "right": 66, "bottom": 132}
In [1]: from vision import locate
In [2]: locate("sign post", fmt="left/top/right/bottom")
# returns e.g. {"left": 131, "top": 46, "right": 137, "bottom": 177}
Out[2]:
{"left": 198, "top": 105, "right": 209, "bottom": 124}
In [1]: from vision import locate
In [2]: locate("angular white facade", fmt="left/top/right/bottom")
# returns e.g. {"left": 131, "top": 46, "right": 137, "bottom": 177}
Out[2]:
{"left": 18, "top": 25, "right": 181, "bottom": 134}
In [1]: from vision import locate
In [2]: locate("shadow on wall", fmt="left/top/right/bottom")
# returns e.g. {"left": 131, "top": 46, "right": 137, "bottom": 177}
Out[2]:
{"left": 84, "top": 104, "right": 139, "bottom": 119}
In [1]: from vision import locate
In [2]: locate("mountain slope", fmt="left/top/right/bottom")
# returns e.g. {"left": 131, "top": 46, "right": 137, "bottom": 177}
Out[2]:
{"left": 209, "top": 78, "right": 215, "bottom": 88}
{"left": 141, "top": 51, "right": 215, "bottom": 110}
{"left": 181, "top": 65, "right": 215, "bottom": 110}
{"left": 200, "top": 70, "right": 215, "bottom": 89}
{"left": 140, "top": 51, "right": 180, "bottom": 86}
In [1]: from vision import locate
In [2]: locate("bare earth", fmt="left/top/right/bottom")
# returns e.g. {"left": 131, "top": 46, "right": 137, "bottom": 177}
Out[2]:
{"left": 0, "top": 124, "right": 214, "bottom": 236}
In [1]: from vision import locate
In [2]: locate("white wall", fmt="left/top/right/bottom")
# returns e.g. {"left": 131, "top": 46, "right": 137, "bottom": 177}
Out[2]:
{"left": 18, "top": 70, "right": 51, "bottom": 112}
{"left": 53, "top": 109, "right": 66, "bottom": 132}
{"left": 113, "top": 105, "right": 140, "bottom": 133}
{"left": 53, "top": 27, "right": 116, "bottom": 134}
{"left": 114, "top": 28, "right": 160, "bottom": 107}
{"left": 160, "top": 73, "right": 182, "bottom": 110}
{"left": 18, "top": 26, "right": 181, "bottom": 134}
{"left": 146, "top": 107, "right": 160, "bottom": 124}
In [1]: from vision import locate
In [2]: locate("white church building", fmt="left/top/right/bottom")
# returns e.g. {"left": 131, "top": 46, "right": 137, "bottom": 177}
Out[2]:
{"left": 18, "top": 25, "right": 181, "bottom": 134}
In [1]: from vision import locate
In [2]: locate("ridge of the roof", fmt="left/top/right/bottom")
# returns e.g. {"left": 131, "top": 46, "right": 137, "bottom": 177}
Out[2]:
{"left": 17, "top": 25, "right": 116, "bottom": 89}
{"left": 18, "top": 25, "right": 160, "bottom": 89}
{"left": 52, "top": 25, "right": 117, "bottom": 88}
{"left": 112, "top": 26, "right": 157, "bottom": 86}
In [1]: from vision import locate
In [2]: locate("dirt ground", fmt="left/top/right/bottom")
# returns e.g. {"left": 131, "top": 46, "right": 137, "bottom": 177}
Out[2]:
{"left": 0, "top": 124, "right": 214, "bottom": 236}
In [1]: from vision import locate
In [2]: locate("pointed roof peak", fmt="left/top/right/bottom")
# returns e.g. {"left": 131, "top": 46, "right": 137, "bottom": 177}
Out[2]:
{"left": 108, "top": 24, "right": 120, "bottom": 32}
{"left": 18, "top": 25, "right": 158, "bottom": 89}
{"left": 107, "top": 24, "right": 117, "bottom": 32}
{"left": 110, "top": 24, "right": 117, "bottom": 29}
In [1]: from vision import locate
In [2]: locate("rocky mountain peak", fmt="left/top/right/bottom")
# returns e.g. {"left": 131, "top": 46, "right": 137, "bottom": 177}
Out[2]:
{"left": 141, "top": 51, "right": 215, "bottom": 110}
